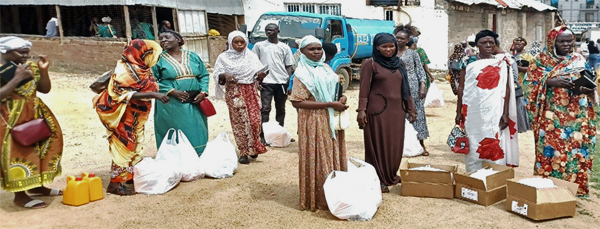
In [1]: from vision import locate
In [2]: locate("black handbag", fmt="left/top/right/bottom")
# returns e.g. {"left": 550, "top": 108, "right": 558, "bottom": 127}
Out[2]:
{"left": 89, "top": 69, "right": 114, "bottom": 94}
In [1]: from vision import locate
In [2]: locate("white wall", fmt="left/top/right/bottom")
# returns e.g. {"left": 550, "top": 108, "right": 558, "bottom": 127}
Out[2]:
{"left": 242, "top": 0, "right": 386, "bottom": 30}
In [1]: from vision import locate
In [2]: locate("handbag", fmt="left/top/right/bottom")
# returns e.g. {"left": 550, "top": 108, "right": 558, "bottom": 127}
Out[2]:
{"left": 89, "top": 69, "right": 114, "bottom": 94}
{"left": 333, "top": 110, "right": 349, "bottom": 130}
{"left": 1, "top": 116, "right": 52, "bottom": 146}
{"left": 447, "top": 124, "right": 469, "bottom": 154}
{"left": 199, "top": 98, "right": 216, "bottom": 117}
{"left": 449, "top": 59, "right": 462, "bottom": 71}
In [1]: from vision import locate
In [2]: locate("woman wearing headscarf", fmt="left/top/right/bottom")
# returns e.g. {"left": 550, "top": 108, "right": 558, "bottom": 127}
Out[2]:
{"left": 448, "top": 44, "right": 466, "bottom": 95}
{"left": 213, "top": 31, "right": 268, "bottom": 165}
{"left": 511, "top": 37, "right": 533, "bottom": 133}
{"left": 524, "top": 26, "right": 595, "bottom": 198}
{"left": 1, "top": 36, "right": 64, "bottom": 208}
{"left": 97, "top": 16, "right": 116, "bottom": 38}
{"left": 153, "top": 31, "right": 210, "bottom": 156}
{"left": 455, "top": 30, "right": 519, "bottom": 172}
{"left": 394, "top": 25, "right": 430, "bottom": 156}
{"left": 358, "top": 33, "right": 416, "bottom": 193}
{"left": 94, "top": 39, "right": 169, "bottom": 195}
{"left": 290, "top": 35, "right": 348, "bottom": 211}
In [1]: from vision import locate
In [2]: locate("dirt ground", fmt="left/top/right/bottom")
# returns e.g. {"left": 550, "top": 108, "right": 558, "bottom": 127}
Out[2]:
{"left": 1, "top": 71, "right": 599, "bottom": 228}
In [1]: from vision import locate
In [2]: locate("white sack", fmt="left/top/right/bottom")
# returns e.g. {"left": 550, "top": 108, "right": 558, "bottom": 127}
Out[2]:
{"left": 156, "top": 129, "right": 204, "bottom": 182}
{"left": 517, "top": 178, "right": 557, "bottom": 189}
{"left": 469, "top": 168, "right": 499, "bottom": 188}
{"left": 262, "top": 122, "right": 292, "bottom": 147}
{"left": 403, "top": 119, "right": 424, "bottom": 157}
{"left": 133, "top": 157, "right": 182, "bottom": 195}
{"left": 424, "top": 82, "right": 445, "bottom": 108}
{"left": 199, "top": 132, "right": 238, "bottom": 179}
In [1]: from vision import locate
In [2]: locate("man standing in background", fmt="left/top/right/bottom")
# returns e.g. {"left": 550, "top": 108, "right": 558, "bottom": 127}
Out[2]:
{"left": 45, "top": 16, "right": 59, "bottom": 37}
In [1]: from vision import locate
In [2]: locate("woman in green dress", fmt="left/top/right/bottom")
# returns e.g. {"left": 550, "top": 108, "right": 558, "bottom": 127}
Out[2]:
{"left": 97, "top": 16, "right": 116, "bottom": 38}
{"left": 152, "top": 31, "right": 210, "bottom": 156}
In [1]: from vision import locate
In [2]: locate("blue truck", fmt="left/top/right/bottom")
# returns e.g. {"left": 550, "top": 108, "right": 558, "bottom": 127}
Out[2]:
{"left": 242, "top": 12, "right": 395, "bottom": 91}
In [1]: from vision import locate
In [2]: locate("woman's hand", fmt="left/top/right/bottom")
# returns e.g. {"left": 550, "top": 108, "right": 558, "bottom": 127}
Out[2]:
{"left": 455, "top": 112, "right": 464, "bottom": 125}
{"left": 330, "top": 101, "right": 349, "bottom": 111}
{"left": 357, "top": 110, "right": 367, "bottom": 129}
{"left": 219, "top": 73, "right": 237, "bottom": 85}
{"left": 37, "top": 55, "right": 50, "bottom": 71}
{"left": 419, "top": 82, "right": 427, "bottom": 99}
{"left": 339, "top": 95, "right": 347, "bottom": 104}
{"left": 546, "top": 78, "right": 574, "bottom": 88}
{"left": 407, "top": 111, "right": 417, "bottom": 123}
{"left": 192, "top": 93, "right": 205, "bottom": 104}
{"left": 15, "top": 63, "right": 33, "bottom": 82}
{"left": 257, "top": 70, "right": 269, "bottom": 82}
{"left": 170, "top": 90, "right": 189, "bottom": 102}
{"left": 499, "top": 115, "right": 509, "bottom": 130}
{"left": 154, "top": 92, "right": 170, "bottom": 104}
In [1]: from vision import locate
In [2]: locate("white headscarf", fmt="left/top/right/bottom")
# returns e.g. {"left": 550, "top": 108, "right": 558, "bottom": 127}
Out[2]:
{"left": 212, "top": 31, "right": 265, "bottom": 99}
{"left": 0, "top": 36, "right": 32, "bottom": 54}
{"left": 294, "top": 35, "right": 339, "bottom": 139}
{"left": 102, "top": 17, "right": 112, "bottom": 23}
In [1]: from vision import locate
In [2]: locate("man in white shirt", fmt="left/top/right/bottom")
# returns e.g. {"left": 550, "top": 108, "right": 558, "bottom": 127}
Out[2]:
{"left": 581, "top": 38, "right": 590, "bottom": 59}
{"left": 253, "top": 23, "right": 294, "bottom": 144}
{"left": 45, "top": 17, "right": 59, "bottom": 37}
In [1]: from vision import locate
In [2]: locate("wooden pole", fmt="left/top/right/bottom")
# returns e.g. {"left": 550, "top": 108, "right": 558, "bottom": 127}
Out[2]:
{"left": 172, "top": 8, "right": 179, "bottom": 32}
{"left": 55, "top": 5, "right": 64, "bottom": 44}
{"left": 151, "top": 6, "right": 159, "bottom": 41}
{"left": 123, "top": 5, "right": 132, "bottom": 41}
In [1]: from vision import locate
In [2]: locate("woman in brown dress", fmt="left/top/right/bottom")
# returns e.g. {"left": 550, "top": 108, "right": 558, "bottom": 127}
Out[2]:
{"left": 290, "top": 35, "right": 348, "bottom": 211}
{"left": 357, "top": 33, "right": 416, "bottom": 193}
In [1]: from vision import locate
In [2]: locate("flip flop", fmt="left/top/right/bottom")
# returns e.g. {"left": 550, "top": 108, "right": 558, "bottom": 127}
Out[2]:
{"left": 28, "top": 188, "right": 63, "bottom": 196}
{"left": 22, "top": 199, "right": 47, "bottom": 209}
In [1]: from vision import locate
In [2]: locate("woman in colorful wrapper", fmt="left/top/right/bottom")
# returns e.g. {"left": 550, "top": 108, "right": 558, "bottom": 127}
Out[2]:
{"left": 455, "top": 30, "right": 519, "bottom": 173}
{"left": 523, "top": 26, "right": 595, "bottom": 198}
{"left": 94, "top": 39, "right": 169, "bottom": 195}
{"left": 0, "top": 36, "right": 64, "bottom": 208}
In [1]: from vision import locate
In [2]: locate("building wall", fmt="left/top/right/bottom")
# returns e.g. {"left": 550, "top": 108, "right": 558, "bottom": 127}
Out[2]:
{"left": 401, "top": 3, "right": 449, "bottom": 70}
{"left": 446, "top": 4, "right": 488, "bottom": 55}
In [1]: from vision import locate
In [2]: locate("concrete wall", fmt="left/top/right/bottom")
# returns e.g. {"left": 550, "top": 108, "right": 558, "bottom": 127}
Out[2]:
{"left": 446, "top": 4, "right": 488, "bottom": 56}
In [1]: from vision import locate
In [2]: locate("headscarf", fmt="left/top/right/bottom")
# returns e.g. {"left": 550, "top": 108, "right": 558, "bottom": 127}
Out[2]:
{"left": 0, "top": 36, "right": 32, "bottom": 53}
{"left": 475, "top": 30, "right": 499, "bottom": 44}
{"left": 161, "top": 30, "right": 185, "bottom": 46}
{"left": 294, "top": 35, "right": 339, "bottom": 139}
{"left": 528, "top": 41, "right": 542, "bottom": 57}
{"left": 212, "top": 31, "right": 265, "bottom": 99}
{"left": 371, "top": 33, "right": 412, "bottom": 101}
{"left": 102, "top": 17, "right": 112, "bottom": 23}
{"left": 513, "top": 37, "right": 527, "bottom": 46}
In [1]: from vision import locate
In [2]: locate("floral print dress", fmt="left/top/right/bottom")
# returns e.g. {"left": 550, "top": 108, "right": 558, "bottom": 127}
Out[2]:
{"left": 399, "top": 49, "right": 429, "bottom": 140}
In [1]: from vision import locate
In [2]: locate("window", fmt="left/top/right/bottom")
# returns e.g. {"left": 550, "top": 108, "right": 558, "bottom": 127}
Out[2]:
{"left": 285, "top": 3, "right": 341, "bottom": 15}
{"left": 586, "top": 13, "right": 594, "bottom": 22}
{"left": 385, "top": 10, "right": 394, "bottom": 21}
{"left": 324, "top": 19, "right": 344, "bottom": 42}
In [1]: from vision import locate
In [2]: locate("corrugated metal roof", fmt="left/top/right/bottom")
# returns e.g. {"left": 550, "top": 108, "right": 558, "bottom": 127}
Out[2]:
{"left": 450, "top": 0, "right": 556, "bottom": 11}
{"left": 0, "top": 0, "right": 244, "bottom": 14}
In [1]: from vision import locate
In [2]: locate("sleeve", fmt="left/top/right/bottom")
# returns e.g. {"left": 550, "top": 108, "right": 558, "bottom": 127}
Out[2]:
{"left": 284, "top": 45, "right": 294, "bottom": 66}
{"left": 419, "top": 48, "right": 431, "bottom": 65}
{"left": 252, "top": 43, "right": 261, "bottom": 58}
{"left": 192, "top": 52, "right": 210, "bottom": 94}
{"left": 413, "top": 51, "right": 426, "bottom": 83}
{"left": 523, "top": 56, "right": 544, "bottom": 123}
{"left": 400, "top": 65, "right": 412, "bottom": 100}
{"left": 357, "top": 59, "right": 373, "bottom": 111}
{"left": 151, "top": 61, "right": 174, "bottom": 94}
{"left": 289, "top": 77, "right": 311, "bottom": 102}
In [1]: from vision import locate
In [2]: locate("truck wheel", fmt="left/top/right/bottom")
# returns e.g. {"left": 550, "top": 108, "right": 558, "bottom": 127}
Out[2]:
{"left": 337, "top": 68, "right": 350, "bottom": 92}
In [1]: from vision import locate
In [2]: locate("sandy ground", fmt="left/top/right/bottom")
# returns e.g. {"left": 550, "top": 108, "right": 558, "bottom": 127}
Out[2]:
{"left": 1, "top": 71, "right": 599, "bottom": 229}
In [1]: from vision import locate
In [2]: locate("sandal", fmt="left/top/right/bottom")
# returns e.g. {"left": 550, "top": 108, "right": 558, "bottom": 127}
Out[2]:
{"left": 107, "top": 184, "right": 135, "bottom": 196}
{"left": 27, "top": 187, "right": 63, "bottom": 196}
{"left": 422, "top": 150, "right": 430, "bottom": 156}
{"left": 380, "top": 183, "right": 390, "bottom": 193}
{"left": 21, "top": 199, "right": 48, "bottom": 209}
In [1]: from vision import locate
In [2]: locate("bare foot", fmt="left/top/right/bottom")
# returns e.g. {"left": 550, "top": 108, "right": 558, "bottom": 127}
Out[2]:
{"left": 422, "top": 151, "right": 430, "bottom": 156}
{"left": 14, "top": 191, "right": 47, "bottom": 209}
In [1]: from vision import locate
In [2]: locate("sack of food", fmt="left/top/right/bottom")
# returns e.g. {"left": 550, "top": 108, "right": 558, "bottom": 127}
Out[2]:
{"left": 133, "top": 157, "right": 182, "bottom": 195}
{"left": 199, "top": 132, "right": 238, "bottom": 179}
{"left": 424, "top": 82, "right": 445, "bottom": 108}
{"left": 403, "top": 119, "right": 424, "bottom": 157}
{"left": 155, "top": 129, "right": 204, "bottom": 181}
{"left": 262, "top": 122, "right": 292, "bottom": 147}
{"left": 324, "top": 158, "right": 382, "bottom": 221}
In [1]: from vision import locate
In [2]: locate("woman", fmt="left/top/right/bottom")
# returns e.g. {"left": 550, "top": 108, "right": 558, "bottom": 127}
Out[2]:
{"left": 97, "top": 16, "right": 116, "bottom": 38}
{"left": 524, "top": 26, "right": 595, "bottom": 198}
{"left": 455, "top": 30, "right": 519, "bottom": 173}
{"left": 412, "top": 37, "right": 435, "bottom": 89}
{"left": 213, "top": 31, "right": 268, "bottom": 165}
{"left": 588, "top": 41, "right": 600, "bottom": 69}
{"left": 0, "top": 37, "right": 64, "bottom": 209}
{"left": 448, "top": 44, "right": 466, "bottom": 95}
{"left": 94, "top": 39, "right": 169, "bottom": 195}
{"left": 513, "top": 37, "right": 534, "bottom": 84}
{"left": 290, "top": 35, "right": 348, "bottom": 211}
{"left": 152, "top": 31, "right": 210, "bottom": 156}
{"left": 512, "top": 37, "right": 533, "bottom": 133}
{"left": 358, "top": 33, "right": 416, "bottom": 193}
{"left": 394, "top": 25, "right": 430, "bottom": 156}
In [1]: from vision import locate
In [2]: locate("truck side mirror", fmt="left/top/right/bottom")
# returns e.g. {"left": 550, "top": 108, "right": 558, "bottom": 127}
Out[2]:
{"left": 315, "top": 28, "right": 325, "bottom": 39}
{"left": 240, "top": 24, "right": 248, "bottom": 34}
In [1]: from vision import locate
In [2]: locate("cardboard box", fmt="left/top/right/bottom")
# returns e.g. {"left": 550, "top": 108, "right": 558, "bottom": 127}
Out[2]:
{"left": 454, "top": 163, "right": 515, "bottom": 206}
{"left": 505, "top": 177, "right": 578, "bottom": 221}
{"left": 399, "top": 161, "right": 457, "bottom": 199}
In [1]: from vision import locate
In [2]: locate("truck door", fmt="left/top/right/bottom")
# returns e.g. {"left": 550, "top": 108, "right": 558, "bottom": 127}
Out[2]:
{"left": 324, "top": 19, "right": 348, "bottom": 59}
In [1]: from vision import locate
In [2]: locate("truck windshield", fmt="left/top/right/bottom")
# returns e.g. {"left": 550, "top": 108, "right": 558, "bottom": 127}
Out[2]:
{"left": 251, "top": 15, "right": 322, "bottom": 39}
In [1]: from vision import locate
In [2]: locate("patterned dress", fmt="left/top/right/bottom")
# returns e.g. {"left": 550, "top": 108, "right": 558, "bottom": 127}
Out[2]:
{"left": 1, "top": 62, "right": 63, "bottom": 192}
{"left": 225, "top": 83, "right": 267, "bottom": 157}
{"left": 290, "top": 78, "right": 347, "bottom": 211}
{"left": 524, "top": 26, "right": 595, "bottom": 197}
{"left": 416, "top": 47, "right": 431, "bottom": 88}
{"left": 152, "top": 50, "right": 210, "bottom": 156}
{"left": 399, "top": 49, "right": 429, "bottom": 140}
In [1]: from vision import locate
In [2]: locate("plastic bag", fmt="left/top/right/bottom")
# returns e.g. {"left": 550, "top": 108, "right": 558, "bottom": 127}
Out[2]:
{"left": 424, "top": 82, "right": 445, "bottom": 108}
{"left": 133, "top": 157, "right": 182, "bottom": 195}
{"left": 198, "top": 132, "right": 238, "bottom": 179}
{"left": 155, "top": 129, "right": 180, "bottom": 162}
{"left": 156, "top": 129, "right": 204, "bottom": 181}
{"left": 324, "top": 157, "right": 382, "bottom": 221}
{"left": 403, "top": 119, "right": 424, "bottom": 157}
{"left": 262, "top": 122, "right": 292, "bottom": 147}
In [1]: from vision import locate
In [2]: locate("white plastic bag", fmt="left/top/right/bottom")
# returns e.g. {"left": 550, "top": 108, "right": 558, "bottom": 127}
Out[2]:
{"left": 176, "top": 130, "right": 205, "bottom": 182}
{"left": 403, "top": 120, "right": 424, "bottom": 157}
{"left": 324, "top": 157, "right": 382, "bottom": 221}
{"left": 262, "top": 122, "right": 292, "bottom": 147}
{"left": 133, "top": 157, "right": 182, "bottom": 195}
{"left": 198, "top": 132, "right": 238, "bottom": 179}
{"left": 155, "top": 129, "right": 180, "bottom": 162}
{"left": 424, "top": 82, "right": 445, "bottom": 108}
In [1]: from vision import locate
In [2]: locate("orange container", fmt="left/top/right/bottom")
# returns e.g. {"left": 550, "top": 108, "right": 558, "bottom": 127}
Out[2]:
{"left": 82, "top": 172, "right": 104, "bottom": 201}
{"left": 63, "top": 176, "right": 90, "bottom": 206}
